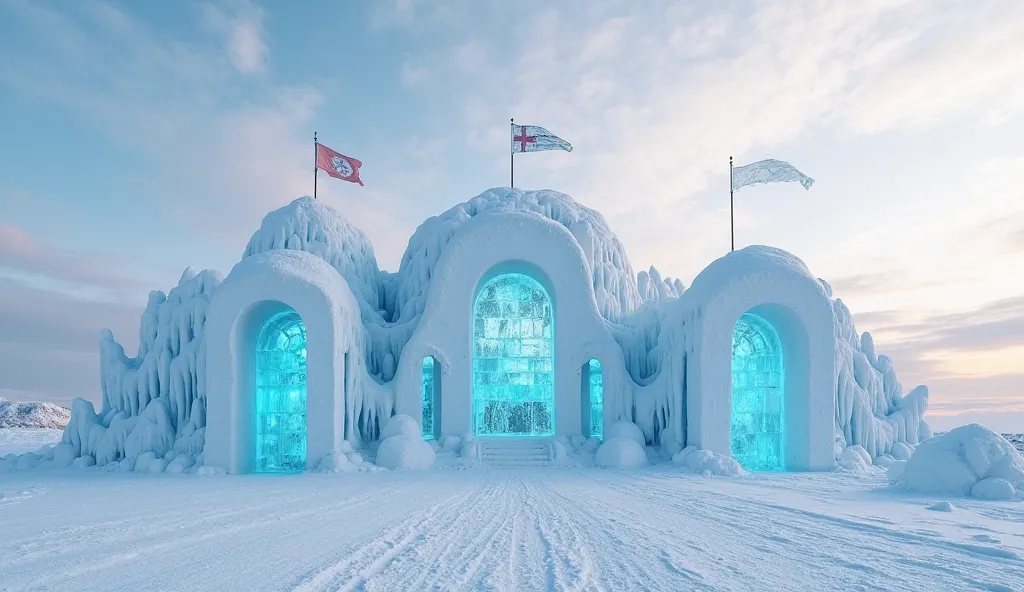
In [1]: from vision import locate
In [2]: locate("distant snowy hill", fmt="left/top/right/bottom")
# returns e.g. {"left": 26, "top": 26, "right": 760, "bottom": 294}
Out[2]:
{"left": 1006, "top": 433, "right": 1024, "bottom": 453}
{"left": 0, "top": 398, "right": 71, "bottom": 429}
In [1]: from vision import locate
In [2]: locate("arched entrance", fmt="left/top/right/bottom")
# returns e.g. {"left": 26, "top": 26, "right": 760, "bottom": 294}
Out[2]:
{"left": 730, "top": 312, "right": 784, "bottom": 471}
{"left": 254, "top": 309, "right": 307, "bottom": 472}
{"left": 472, "top": 273, "right": 554, "bottom": 436}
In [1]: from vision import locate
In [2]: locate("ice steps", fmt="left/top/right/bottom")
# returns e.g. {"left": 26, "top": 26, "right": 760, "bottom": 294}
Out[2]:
{"left": 478, "top": 438, "right": 553, "bottom": 468}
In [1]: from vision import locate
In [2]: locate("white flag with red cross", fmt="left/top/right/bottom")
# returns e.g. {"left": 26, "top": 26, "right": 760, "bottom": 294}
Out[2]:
{"left": 511, "top": 124, "right": 572, "bottom": 154}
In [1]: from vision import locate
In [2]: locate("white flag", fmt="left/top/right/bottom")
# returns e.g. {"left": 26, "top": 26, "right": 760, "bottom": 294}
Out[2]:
{"left": 732, "top": 159, "right": 814, "bottom": 191}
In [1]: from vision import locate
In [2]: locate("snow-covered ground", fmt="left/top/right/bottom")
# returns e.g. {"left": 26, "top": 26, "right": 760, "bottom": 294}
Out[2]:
{"left": 1, "top": 468, "right": 1023, "bottom": 591}
{"left": 0, "top": 428, "right": 64, "bottom": 456}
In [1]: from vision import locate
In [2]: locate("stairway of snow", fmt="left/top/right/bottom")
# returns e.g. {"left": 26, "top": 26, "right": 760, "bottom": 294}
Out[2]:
{"left": 479, "top": 438, "right": 553, "bottom": 468}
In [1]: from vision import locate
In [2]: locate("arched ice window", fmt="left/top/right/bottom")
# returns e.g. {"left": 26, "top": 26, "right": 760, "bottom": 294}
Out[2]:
{"left": 730, "top": 312, "right": 784, "bottom": 471}
{"left": 472, "top": 273, "right": 554, "bottom": 436}
{"left": 254, "top": 309, "right": 307, "bottom": 472}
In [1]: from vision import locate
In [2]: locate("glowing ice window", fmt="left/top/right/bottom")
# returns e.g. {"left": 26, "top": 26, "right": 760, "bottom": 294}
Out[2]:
{"left": 472, "top": 273, "right": 554, "bottom": 436}
{"left": 730, "top": 313, "right": 784, "bottom": 471}
{"left": 422, "top": 356, "right": 435, "bottom": 439}
{"left": 588, "top": 359, "right": 604, "bottom": 438}
{"left": 254, "top": 310, "right": 307, "bottom": 472}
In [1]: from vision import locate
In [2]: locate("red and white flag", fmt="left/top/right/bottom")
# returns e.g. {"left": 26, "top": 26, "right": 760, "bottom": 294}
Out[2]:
{"left": 316, "top": 143, "right": 363, "bottom": 186}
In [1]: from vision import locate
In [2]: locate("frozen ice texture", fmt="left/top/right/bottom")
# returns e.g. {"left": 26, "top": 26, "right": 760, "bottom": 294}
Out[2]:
{"left": 730, "top": 313, "right": 784, "bottom": 471}
{"left": 472, "top": 273, "right": 555, "bottom": 437}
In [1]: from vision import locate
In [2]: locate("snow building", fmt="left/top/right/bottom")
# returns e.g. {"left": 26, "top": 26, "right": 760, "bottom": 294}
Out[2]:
{"left": 58, "top": 188, "right": 932, "bottom": 475}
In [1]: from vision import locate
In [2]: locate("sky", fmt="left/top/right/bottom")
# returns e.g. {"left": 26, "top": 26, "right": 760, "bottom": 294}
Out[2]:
{"left": 0, "top": 0, "right": 1021, "bottom": 432}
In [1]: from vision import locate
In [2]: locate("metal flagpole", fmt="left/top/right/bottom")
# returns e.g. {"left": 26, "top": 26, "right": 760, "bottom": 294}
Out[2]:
{"left": 729, "top": 155, "right": 734, "bottom": 252}
{"left": 313, "top": 132, "right": 319, "bottom": 200}
{"left": 510, "top": 118, "right": 515, "bottom": 188}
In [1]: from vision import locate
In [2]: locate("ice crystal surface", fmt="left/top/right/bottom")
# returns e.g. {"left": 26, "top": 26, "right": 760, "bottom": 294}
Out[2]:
{"left": 731, "top": 313, "right": 784, "bottom": 471}
{"left": 255, "top": 310, "right": 307, "bottom": 472}
{"left": 472, "top": 274, "right": 554, "bottom": 436}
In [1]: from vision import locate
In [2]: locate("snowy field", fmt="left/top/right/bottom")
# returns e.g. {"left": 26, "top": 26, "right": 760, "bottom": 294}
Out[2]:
{"left": 0, "top": 428, "right": 64, "bottom": 456}
{"left": 2, "top": 467, "right": 1023, "bottom": 591}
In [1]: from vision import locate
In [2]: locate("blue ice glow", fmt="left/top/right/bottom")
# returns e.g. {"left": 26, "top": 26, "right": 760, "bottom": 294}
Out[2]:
{"left": 421, "top": 356, "right": 435, "bottom": 439}
{"left": 588, "top": 359, "right": 604, "bottom": 438}
{"left": 472, "top": 273, "right": 554, "bottom": 436}
{"left": 254, "top": 310, "right": 307, "bottom": 472}
{"left": 730, "top": 313, "right": 784, "bottom": 471}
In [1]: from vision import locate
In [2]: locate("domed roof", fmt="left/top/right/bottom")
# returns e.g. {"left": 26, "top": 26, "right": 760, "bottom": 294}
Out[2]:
{"left": 242, "top": 196, "right": 383, "bottom": 313}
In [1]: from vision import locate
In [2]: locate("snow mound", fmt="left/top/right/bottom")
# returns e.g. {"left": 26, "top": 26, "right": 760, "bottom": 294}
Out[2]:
{"left": 607, "top": 420, "right": 646, "bottom": 448}
{"left": 390, "top": 187, "right": 642, "bottom": 323}
{"left": 672, "top": 446, "right": 746, "bottom": 477}
{"left": 0, "top": 398, "right": 70, "bottom": 429}
{"left": 242, "top": 196, "right": 384, "bottom": 316}
{"left": 892, "top": 424, "right": 1024, "bottom": 500}
{"left": 595, "top": 437, "right": 649, "bottom": 469}
{"left": 376, "top": 434, "right": 436, "bottom": 470}
{"left": 380, "top": 414, "right": 421, "bottom": 440}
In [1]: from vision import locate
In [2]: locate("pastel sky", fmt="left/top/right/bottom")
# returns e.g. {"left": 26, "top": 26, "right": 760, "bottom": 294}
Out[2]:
{"left": 0, "top": 0, "right": 1021, "bottom": 431}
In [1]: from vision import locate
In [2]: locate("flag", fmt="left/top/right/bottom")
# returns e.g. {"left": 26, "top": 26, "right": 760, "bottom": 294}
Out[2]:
{"left": 511, "top": 124, "right": 572, "bottom": 154}
{"left": 732, "top": 159, "right": 814, "bottom": 191}
{"left": 316, "top": 143, "right": 363, "bottom": 186}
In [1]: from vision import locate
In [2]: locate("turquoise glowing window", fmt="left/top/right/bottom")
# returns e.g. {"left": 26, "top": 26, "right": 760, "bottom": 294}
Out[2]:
{"left": 254, "top": 310, "right": 307, "bottom": 473}
{"left": 730, "top": 313, "right": 784, "bottom": 471}
{"left": 422, "top": 356, "right": 435, "bottom": 439}
{"left": 588, "top": 358, "right": 604, "bottom": 438}
{"left": 472, "top": 273, "right": 554, "bottom": 436}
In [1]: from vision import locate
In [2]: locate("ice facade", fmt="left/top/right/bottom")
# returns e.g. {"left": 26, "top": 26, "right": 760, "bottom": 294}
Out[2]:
{"left": 730, "top": 313, "right": 784, "bottom": 471}
{"left": 47, "top": 188, "right": 931, "bottom": 474}
{"left": 472, "top": 273, "right": 555, "bottom": 437}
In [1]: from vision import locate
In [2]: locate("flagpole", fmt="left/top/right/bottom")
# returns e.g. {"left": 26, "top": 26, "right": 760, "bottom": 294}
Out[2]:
{"left": 313, "top": 132, "right": 319, "bottom": 200}
{"left": 729, "top": 155, "right": 734, "bottom": 253}
{"left": 510, "top": 118, "right": 515, "bottom": 188}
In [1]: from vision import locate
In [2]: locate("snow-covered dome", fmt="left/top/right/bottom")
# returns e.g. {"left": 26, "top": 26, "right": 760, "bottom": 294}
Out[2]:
{"left": 388, "top": 188, "right": 643, "bottom": 323}
{"left": 685, "top": 245, "right": 823, "bottom": 304}
{"left": 242, "top": 196, "right": 384, "bottom": 314}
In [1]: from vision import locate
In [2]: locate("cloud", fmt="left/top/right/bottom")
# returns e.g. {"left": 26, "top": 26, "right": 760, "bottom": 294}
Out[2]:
{"left": 201, "top": 0, "right": 268, "bottom": 74}
{"left": 392, "top": 0, "right": 1024, "bottom": 282}
{"left": 0, "top": 277, "right": 143, "bottom": 353}
{"left": 0, "top": 223, "right": 147, "bottom": 293}
{"left": 0, "top": 276, "right": 144, "bottom": 408}
{"left": 0, "top": 0, "right": 319, "bottom": 250}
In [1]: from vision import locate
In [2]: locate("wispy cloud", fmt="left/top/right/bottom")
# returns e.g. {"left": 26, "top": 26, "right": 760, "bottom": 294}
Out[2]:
{"left": 200, "top": 0, "right": 268, "bottom": 74}
{"left": 0, "top": 223, "right": 146, "bottom": 294}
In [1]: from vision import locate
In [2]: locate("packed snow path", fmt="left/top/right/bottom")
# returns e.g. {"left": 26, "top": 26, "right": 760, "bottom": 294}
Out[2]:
{"left": 2, "top": 470, "right": 1023, "bottom": 591}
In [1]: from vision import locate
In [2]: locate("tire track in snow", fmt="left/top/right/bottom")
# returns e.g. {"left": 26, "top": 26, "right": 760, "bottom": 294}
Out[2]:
{"left": 290, "top": 478, "right": 484, "bottom": 591}
{"left": 3, "top": 480, "right": 419, "bottom": 591}
{"left": 576, "top": 470, "right": 1024, "bottom": 591}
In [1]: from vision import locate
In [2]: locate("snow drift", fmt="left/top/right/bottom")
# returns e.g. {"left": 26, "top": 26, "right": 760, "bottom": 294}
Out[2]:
{"left": 43, "top": 188, "right": 932, "bottom": 473}
{"left": 890, "top": 424, "right": 1024, "bottom": 500}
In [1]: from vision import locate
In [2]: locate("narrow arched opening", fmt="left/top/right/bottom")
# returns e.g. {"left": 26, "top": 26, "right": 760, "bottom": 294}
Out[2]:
{"left": 582, "top": 358, "right": 604, "bottom": 438}
{"left": 472, "top": 273, "right": 554, "bottom": 436}
{"left": 254, "top": 309, "right": 307, "bottom": 472}
{"left": 421, "top": 355, "right": 441, "bottom": 439}
{"left": 730, "top": 312, "right": 784, "bottom": 471}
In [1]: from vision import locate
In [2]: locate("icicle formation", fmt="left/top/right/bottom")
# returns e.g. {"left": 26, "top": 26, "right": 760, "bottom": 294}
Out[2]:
{"left": 59, "top": 268, "right": 220, "bottom": 471}
{"left": 826, "top": 280, "right": 931, "bottom": 460}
